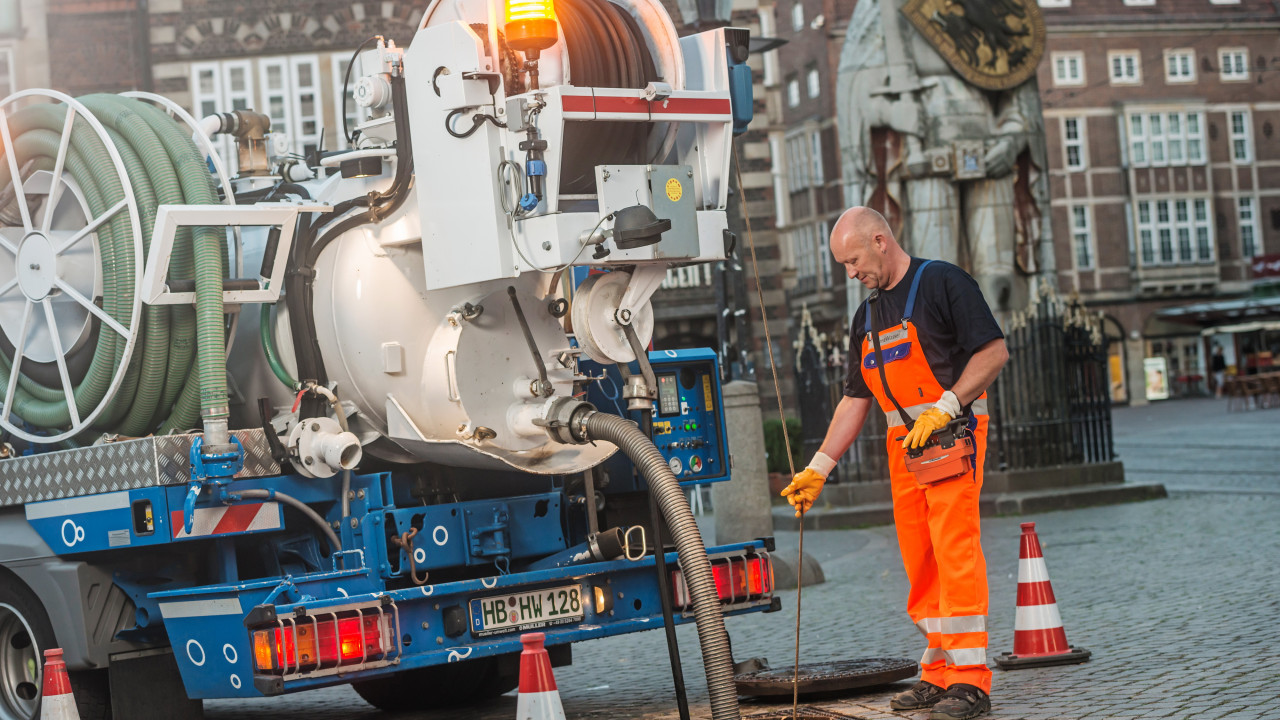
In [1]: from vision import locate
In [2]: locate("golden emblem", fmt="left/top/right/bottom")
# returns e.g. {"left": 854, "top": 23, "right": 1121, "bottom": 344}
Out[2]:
{"left": 901, "top": 0, "right": 1047, "bottom": 91}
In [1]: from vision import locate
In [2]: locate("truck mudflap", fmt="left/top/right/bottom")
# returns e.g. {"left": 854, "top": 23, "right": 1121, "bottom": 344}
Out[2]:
{"left": 151, "top": 541, "right": 777, "bottom": 699}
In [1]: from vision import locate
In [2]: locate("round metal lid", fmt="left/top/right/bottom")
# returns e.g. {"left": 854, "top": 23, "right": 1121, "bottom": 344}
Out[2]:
{"left": 734, "top": 658, "right": 918, "bottom": 698}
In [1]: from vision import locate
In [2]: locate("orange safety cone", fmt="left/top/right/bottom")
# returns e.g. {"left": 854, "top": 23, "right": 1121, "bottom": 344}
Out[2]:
{"left": 515, "top": 632, "right": 566, "bottom": 720}
{"left": 40, "top": 648, "right": 81, "bottom": 720}
{"left": 994, "top": 522, "right": 1091, "bottom": 670}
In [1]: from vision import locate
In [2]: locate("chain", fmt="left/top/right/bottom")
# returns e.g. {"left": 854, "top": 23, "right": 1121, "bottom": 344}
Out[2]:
{"left": 732, "top": 142, "right": 804, "bottom": 719}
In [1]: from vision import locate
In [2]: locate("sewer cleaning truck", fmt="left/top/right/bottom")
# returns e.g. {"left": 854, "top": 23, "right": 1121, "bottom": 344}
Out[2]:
{"left": 0, "top": 0, "right": 774, "bottom": 716}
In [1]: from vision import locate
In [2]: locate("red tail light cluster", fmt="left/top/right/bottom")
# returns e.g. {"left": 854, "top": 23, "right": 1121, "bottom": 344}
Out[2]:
{"left": 253, "top": 611, "right": 389, "bottom": 673}
{"left": 670, "top": 554, "right": 774, "bottom": 610}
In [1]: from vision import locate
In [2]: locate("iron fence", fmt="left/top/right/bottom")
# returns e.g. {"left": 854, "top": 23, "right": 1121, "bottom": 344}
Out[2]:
{"left": 793, "top": 287, "right": 1115, "bottom": 482}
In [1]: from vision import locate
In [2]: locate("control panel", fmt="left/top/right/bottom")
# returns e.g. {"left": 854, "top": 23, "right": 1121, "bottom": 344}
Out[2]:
{"left": 582, "top": 348, "right": 729, "bottom": 488}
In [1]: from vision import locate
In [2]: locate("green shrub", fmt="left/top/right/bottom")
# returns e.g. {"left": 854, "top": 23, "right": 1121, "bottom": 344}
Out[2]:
{"left": 763, "top": 418, "right": 803, "bottom": 474}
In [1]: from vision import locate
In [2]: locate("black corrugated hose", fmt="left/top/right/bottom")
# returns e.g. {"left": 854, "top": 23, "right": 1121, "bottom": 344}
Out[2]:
{"left": 582, "top": 412, "right": 740, "bottom": 720}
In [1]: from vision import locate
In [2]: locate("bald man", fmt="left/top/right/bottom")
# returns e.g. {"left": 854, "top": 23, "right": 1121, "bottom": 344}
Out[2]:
{"left": 782, "top": 207, "right": 1008, "bottom": 720}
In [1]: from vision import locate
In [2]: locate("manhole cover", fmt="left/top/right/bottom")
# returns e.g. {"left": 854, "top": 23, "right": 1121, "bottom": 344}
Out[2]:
{"left": 735, "top": 658, "right": 918, "bottom": 698}
{"left": 744, "top": 709, "right": 870, "bottom": 719}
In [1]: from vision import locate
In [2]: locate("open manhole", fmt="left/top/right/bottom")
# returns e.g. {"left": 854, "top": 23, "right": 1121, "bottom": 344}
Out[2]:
{"left": 744, "top": 709, "right": 871, "bottom": 719}
{"left": 735, "top": 658, "right": 918, "bottom": 698}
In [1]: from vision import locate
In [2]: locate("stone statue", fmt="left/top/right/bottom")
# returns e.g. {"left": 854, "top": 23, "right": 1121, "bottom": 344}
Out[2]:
{"left": 836, "top": 0, "right": 1052, "bottom": 314}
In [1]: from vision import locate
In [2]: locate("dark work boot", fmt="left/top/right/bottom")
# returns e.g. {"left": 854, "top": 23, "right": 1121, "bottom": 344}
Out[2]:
{"left": 929, "top": 683, "right": 991, "bottom": 720}
{"left": 889, "top": 680, "right": 947, "bottom": 710}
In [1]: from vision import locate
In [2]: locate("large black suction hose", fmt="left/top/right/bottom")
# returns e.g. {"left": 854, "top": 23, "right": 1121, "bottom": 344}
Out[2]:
{"left": 581, "top": 412, "right": 740, "bottom": 720}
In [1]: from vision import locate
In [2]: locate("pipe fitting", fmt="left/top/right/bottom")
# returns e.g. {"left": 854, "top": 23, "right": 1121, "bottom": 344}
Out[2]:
{"left": 287, "top": 416, "right": 363, "bottom": 479}
{"left": 541, "top": 397, "right": 597, "bottom": 445}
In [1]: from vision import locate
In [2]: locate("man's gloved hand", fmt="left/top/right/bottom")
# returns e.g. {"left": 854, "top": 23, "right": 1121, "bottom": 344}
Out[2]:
{"left": 901, "top": 391, "right": 962, "bottom": 450}
{"left": 781, "top": 452, "right": 836, "bottom": 517}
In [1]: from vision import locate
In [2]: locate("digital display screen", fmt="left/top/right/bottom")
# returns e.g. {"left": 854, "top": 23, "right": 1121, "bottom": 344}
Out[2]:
{"left": 657, "top": 374, "right": 680, "bottom": 416}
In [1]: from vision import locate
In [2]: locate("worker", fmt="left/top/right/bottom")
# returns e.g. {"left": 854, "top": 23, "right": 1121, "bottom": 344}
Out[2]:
{"left": 782, "top": 207, "right": 1009, "bottom": 720}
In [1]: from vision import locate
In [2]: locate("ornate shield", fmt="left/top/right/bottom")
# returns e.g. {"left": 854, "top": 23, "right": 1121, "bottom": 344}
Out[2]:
{"left": 901, "top": 0, "right": 1046, "bottom": 91}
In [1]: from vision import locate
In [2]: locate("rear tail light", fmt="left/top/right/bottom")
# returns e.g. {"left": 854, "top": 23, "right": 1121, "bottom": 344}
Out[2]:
{"left": 252, "top": 607, "right": 394, "bottom": 674}
{"left": 671, "top": 553, "right": 774, "bottom": 610}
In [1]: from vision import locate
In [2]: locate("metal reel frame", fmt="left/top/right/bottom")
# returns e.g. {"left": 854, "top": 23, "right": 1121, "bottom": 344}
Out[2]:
{"left": 0, "top": 89, "right": 144, "bottom": 443}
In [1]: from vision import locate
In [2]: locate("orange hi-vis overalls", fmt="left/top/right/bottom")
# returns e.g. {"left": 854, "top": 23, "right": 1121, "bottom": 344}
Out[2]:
{"left": 859, "top": 261, "right": 992, "bottom": 693}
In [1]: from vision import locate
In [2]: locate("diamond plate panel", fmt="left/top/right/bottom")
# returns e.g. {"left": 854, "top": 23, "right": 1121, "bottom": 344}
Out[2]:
{"left": 0, "top": 429, "right": 283, "bottom": 508}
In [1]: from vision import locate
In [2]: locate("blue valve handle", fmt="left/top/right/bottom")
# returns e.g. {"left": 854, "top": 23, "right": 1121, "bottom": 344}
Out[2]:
{"left": 183, "top": 481, "right": 203, "bottom": 535}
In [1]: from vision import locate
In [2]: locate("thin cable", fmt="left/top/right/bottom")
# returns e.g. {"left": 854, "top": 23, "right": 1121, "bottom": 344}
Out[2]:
{"left": 342, "top": 36, "right": 384, "bottom": 146}
{"left": 733, "top": 141, "right": 803, "bottom": 719}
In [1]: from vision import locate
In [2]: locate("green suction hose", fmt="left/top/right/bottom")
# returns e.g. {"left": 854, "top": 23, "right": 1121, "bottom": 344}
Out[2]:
{"left": 0, "top": 95, "right": 229, "bottom": 441}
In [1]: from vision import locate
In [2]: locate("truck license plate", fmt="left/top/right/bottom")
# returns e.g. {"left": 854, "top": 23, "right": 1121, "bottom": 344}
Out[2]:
{"left": 470, "top": 585, "right": 584, "bottom": 637}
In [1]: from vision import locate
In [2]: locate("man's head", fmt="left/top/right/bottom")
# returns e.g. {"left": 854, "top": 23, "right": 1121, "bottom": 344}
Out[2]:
{"left": 829, "top": 207, "right": 911, "bottom": 290}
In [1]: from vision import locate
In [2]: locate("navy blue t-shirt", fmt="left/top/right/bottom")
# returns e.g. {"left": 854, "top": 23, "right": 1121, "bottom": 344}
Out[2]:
{"left": 844, "top": 258, "right": 1004, "bottom": 399}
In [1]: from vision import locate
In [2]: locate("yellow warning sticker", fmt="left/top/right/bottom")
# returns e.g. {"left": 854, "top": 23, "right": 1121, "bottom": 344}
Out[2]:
{"left": 702, "top": 374, "right": 714, "bottom": 411}
{"left": 665, "top": 178, "right": 683, "bottom": 202}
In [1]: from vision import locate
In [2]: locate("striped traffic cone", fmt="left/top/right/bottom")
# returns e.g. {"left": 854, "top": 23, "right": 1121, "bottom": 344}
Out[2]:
{"left": 40, "top": 648, "right": 81, "bottom": 720}
{"left": 994, "top": 522, "right": 1091, "bottom": 670}
{"left": 516, "top": 633, "right": 566, "bottom": 720}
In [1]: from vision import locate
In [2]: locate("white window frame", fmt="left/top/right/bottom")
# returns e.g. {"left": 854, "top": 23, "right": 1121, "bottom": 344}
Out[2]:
{"left": 1238, "top": 196, "right": 1259, "bottom": 259}
{"left": 806, "top": 66, "right": 820, "bottom": 99}
{"left": 791, "top": 2, "right": 804, "bottom": 32}
{"left": 190, "top": 62, "right": 233, "bottom": 172}
{"left": 1051, "top": 51, "right": 1085, "bottom": 87}
{"left": 1038, "top": 0, "right": 1071, "bottom": 6}
{"left": 1063, "top": 117, "right": 1086, "bottom": 171}
{"left": 288, "top": 55, "right": 323, "bottom": 158}
{"left": 1125, "top": 110, "right": 1205, "bottom": 168}
{"left": 1219, "top": 48, "right": 1249, "bottom": 82}
{"left": 1136, "top": 197, "right": 1214, "bottom": 266}
{"left": 1070, "top": 205, "right": 1094, "bottom": 270}
{"left": 331, "top": 54, "right": 362, "bottom": 150}
{"left": 1164, "top": 49, "right": 1195, "bottom": 84}
{"left": 259, "top": 57, "right": 294, "bottom": 158}
{"left": 1122, "top": 0, "right": 1154, "bottom": 5}
{"left": 770, "top": 134, "right": 789, "bottom": 227}
{"left": 1228, "top": 110, "right": 1252, "bottom": 163}
{"left": 786, "top": 75, "right": 800, "bottom": 108}
{"left": 1109, "top": 50, "right": 1141, "bottom": 86}
{"left": 0, "top": 47, "right": 13, "bottom": 98}
{"left": 785, "top": 131, "right": 811, "bottom": 191}
{"left": 809, "top": 130, "right": 824, "bottom": 186}
{"left": 758, "top": 9, "right": 779, "bottom": 87}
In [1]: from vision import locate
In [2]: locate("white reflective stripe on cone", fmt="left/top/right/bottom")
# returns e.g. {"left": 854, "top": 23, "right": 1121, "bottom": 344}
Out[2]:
{"left": 1014, "top": 603, "right": 1064, "bottom": 631}
{"left": 515, "top": 691, "right": 567, "bottom": 720}
{"left": 915, "top": 617, "right": 942, "bottom": 636}
{"left": 921, "top": 647, "right": 946, "bottom": 665}
{"left": 942, "top": 647, "right": 988, "bottom": 667}
{"left": 1017, "top": 557, "right": 1051, "bottom": 583}
{"left": 39, "top": 693, "right": 81, "bottom": 720}
{"left": 940, "top": 615, "right": 987, "bottom": 634}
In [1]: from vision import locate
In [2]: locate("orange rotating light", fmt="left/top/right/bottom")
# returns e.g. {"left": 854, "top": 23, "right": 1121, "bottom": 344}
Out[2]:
{"left": 505, "top": 0, "right": 559, "bottom": 52}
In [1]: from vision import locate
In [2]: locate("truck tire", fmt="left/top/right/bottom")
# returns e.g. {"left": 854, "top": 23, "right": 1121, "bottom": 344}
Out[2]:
{"left": 352, "top": 656, "right": 517, "bottom": 711}
{"left": 0, "top": 572, "right": 111, "bottom": 720}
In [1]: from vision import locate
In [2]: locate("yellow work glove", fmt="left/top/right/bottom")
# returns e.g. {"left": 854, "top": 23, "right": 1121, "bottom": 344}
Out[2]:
{"left": 901, "top": 391, "right": 962, "bottom": 449}
{"left": 780, "top": 452, "right": 836, "bottom": 517}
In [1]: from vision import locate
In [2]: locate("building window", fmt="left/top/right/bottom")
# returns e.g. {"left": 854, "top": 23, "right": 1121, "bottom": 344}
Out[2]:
{"left": 786, "top": 75, "right": 800, "bottom": 107}
{"left": 1063, "top": 117, "right": 1086, "bottom": 170}
{"left": 1109, "top": 51, "right": 1141, "bottom": 85}
{"left": 1229, "top": 110, "right": 1251, "bottom": 163}
{"left": 331, "top": 55, "right": 362, "bottom": 150}
{"left": 809, "top": 130, "right": 824, "bottom": 185}
{"left": 1051, "top": 52, "right": 1084, "bottom": 87}
{"left": 1165, "top": 49, "right": 1195, "bottom": 83}
{"left": 806, "top": 65, "right": 821, "bottom": 98}
{"left": 1238, "top": 197, "right": 1258, "bottom": 259}
{"left": 785, "top": 132, "right": 811, "bottom": 190}
{"left": 0, "top": 2, "right": 19, "bottom": 37}
{"left": 1136, "top": 198, "right": 1213, "bottom": 265}
{"left": 1071, "top": 206, "right": 1093, "bottom": 269}
{"left": 1219, "top": 48, "right": 1248, "bottom": 81}
{"left": 1038, "top": 0, "right": 1070, "bottom": 6}
{"left": 1123, "top": 0, "right": 1154, "bottom": 5}
{"left": 0, "top": 47, "right": 12, "bottom": 98}
{"left": 759, "top": 8, "right": 779, "bottom": 87}
{"left": 1126, "top": 110, "right": 1205, "bottom": 168}
{"left": 791, "top": 2, "right": 804, "bottom": 32}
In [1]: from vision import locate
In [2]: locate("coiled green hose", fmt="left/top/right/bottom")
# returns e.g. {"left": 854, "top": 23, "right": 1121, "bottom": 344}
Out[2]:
{"left": 0, "top": 95, "right": 228, "bottom": 440}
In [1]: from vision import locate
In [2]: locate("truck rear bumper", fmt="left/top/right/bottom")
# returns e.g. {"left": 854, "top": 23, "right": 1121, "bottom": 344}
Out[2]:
{"left": 151, "top": 540, "right": 776, "bottom": 699}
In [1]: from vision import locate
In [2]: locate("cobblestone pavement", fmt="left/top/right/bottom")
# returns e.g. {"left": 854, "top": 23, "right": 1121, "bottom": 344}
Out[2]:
{"left": 206, "top": 398, "right": 1279, "bottom": 720}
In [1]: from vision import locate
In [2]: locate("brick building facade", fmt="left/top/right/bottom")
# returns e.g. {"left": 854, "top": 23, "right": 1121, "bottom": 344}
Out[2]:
{"left": 1037, "top": 0, "right": 1280, "bottom": 402}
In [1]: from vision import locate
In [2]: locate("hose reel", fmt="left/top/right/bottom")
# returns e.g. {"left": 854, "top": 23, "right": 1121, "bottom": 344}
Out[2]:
{"left": 0, "top": 90, "right": 229, "bottom": 444}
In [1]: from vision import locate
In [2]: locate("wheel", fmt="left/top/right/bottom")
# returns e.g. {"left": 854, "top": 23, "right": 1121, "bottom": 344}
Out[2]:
{"left": 352, "top": 655, "right": 517, "bottom": 711}
{"left": 0, "top": 569, "right": 110, "bottom": 720}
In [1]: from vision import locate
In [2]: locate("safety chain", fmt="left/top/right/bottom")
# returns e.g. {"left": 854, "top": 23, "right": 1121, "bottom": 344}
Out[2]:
{"left": 390, "top": 527, "right": 430, "bottom": 586}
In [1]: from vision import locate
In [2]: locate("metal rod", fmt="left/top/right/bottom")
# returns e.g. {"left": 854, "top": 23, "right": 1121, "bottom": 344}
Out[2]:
{"left": 640, "top": 408, "right": 691, "bottom": 720}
